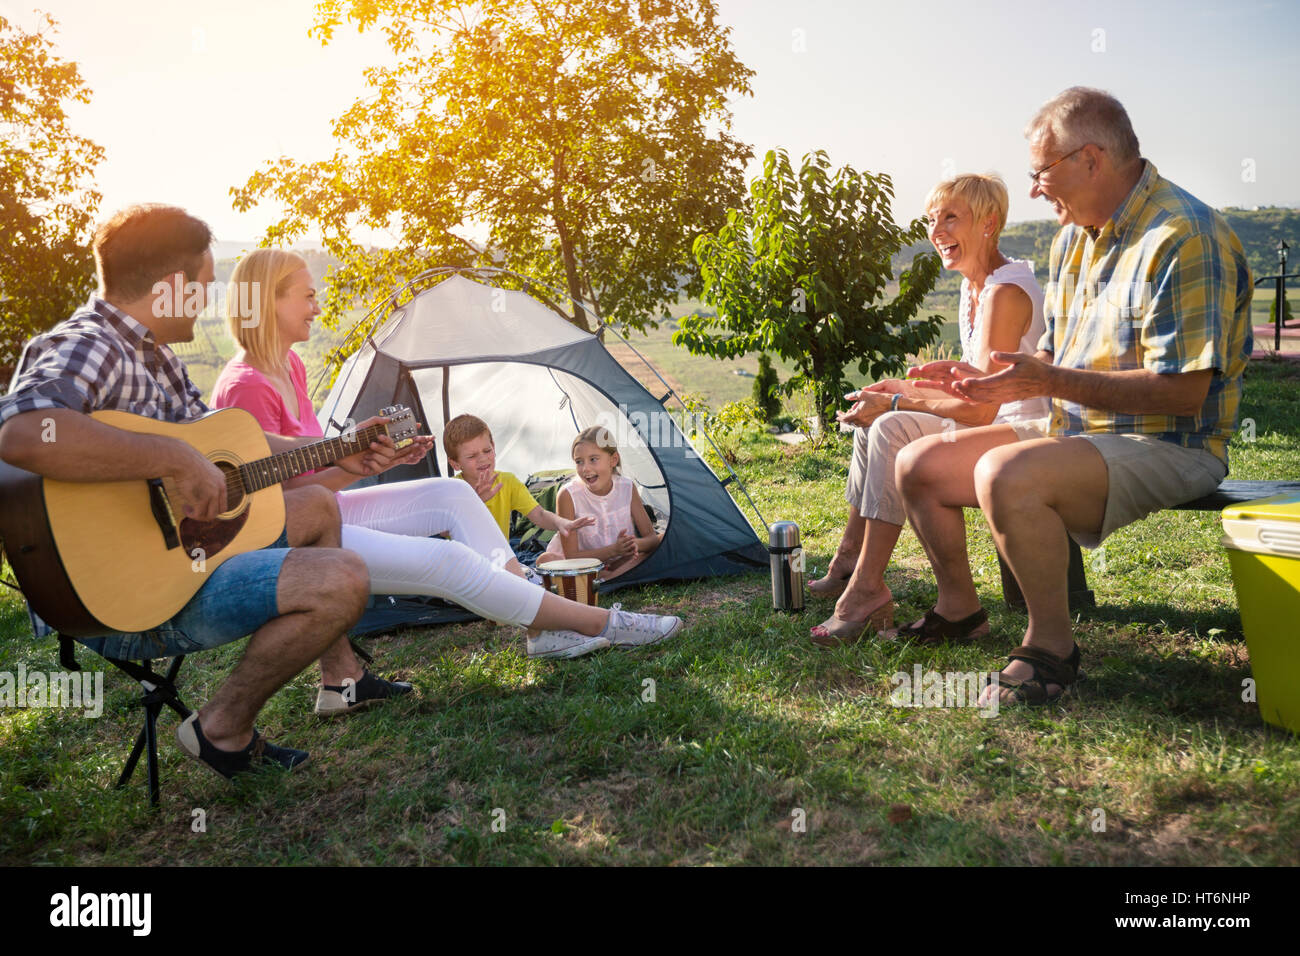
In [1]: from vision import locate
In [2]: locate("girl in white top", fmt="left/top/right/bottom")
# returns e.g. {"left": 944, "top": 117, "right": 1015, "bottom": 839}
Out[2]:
{"left": 541, "top": 426, "right": 663, "bottom": 580}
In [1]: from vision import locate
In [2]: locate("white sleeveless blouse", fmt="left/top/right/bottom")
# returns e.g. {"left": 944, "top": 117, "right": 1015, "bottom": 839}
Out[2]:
{"left": 957, "top": 258, "right": 1051, "bottom": 426}
{"left": 561, "top": 473, "right": 636, "bottom": 551}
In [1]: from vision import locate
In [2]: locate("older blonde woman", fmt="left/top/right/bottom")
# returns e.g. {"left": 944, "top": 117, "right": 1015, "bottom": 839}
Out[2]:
{"left": 808, "top": 173, "right": 1049, "bottom": 646}
{"left": 210, "top": 250, "right": 683, "bottom": 664}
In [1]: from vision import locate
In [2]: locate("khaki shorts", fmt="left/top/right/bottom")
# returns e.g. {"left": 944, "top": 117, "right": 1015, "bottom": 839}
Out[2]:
{"left": 1071, "top": 433, "right": 1227, "bottom": 550}
{"left": 1004, "top": 415, "right": 1051, "bottom": 442}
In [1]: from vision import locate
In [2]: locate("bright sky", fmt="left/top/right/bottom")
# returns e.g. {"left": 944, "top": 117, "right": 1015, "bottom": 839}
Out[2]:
{"left": 7, "top": 0, "right": 1298, "bottom": 246}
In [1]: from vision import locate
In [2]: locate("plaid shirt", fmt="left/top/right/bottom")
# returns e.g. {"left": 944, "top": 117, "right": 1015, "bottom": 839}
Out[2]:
{"left": 0, "top": 298, "right": 209, "bottom": 427}
{"left": 1037, "top": 161, "right": 1253, "bottom": 467}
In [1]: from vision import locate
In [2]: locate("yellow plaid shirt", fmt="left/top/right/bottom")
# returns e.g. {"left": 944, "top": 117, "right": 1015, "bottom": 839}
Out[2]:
{"left": 1038, "top": 161, "right": 1253, "bottom": 467}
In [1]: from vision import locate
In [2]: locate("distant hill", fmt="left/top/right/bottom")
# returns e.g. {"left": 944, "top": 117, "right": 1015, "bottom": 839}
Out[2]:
{"left": 213, "top": 248, "right": 345, "bottom": 285}
{"left": 901, "top": 206, "right": 1300, "bottom": 306}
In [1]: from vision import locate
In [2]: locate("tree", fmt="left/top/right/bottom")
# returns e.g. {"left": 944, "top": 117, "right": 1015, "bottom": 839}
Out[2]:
{"left": 1269, "top": 294, "right": 1293, "bottom": 327}
{"left": 752, "top": 352, "right": 780, "bottom": 422}
{"left": 232, "top": 0, "right": 754, "bottom": 347}
{"left": 674, "top": 149, "right": 943, "bottom": 435}
{"left": 0, "top": 13, "right": 103, "bottom": 383}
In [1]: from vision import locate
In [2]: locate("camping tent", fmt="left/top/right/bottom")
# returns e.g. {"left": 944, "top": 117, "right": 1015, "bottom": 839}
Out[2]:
{"left": 315, "top": 269, "right": 768, "bottom": 634}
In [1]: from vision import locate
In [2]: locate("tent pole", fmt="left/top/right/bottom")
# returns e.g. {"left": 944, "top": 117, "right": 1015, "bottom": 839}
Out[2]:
{"left": 610, "top": 328, "right": 770, "bottom": 536}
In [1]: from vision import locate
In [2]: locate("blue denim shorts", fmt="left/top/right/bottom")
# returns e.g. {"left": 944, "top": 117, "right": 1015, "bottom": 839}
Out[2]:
{"left": 79, "top": 531, "right": 290, "bottom": 661}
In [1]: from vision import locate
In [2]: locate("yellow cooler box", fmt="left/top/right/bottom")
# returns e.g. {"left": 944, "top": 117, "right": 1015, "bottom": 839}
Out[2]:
{"left": 1221, "top": 494, "right": 1300, "bottom": 734}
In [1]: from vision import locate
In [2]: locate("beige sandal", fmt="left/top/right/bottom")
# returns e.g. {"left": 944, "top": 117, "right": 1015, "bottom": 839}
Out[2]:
{"left": 809, "top": 599, "right": 895, "bottom": 647}
{"left": 807, "top": 574, "right": 851, "bottom": 599}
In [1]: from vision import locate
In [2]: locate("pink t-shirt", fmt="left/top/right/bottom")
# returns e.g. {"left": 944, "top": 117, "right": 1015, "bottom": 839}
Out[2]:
{"left": 210, "top": 351, "right": 322, "bottom": 438}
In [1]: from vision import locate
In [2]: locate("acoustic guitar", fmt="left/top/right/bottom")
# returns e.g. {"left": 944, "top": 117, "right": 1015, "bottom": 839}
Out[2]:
{"left": 0, "top": 405, "right": 418, "bottom": 637}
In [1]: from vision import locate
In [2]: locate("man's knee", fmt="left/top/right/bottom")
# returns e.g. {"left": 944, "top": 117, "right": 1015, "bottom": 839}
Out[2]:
{"left": 285, "top": 484, "right": 342, "bottom": 543}
{"left": 973, "top": 448, "right": 1039, "bottom": 517}
{"left": 281, "top": 548, "right": 369, "bottom": 620}
{"left": 297, "top": 483, "right": 340, "bottom": 520}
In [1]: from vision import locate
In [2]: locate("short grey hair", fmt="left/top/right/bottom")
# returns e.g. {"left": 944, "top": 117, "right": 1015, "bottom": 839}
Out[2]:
{"left": 1024, "top": 87, "right": 1141, "bottom": 168}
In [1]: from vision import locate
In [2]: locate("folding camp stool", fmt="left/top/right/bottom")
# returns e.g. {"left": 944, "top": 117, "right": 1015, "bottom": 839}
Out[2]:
{"left": 34, "top": 610, "right": 374, "bottom": 806}
{"left": 16, "top": 601, "right": 189, "bottom": 808}
{"left": 55, "top": 629, "right": 192, "bottom": 808}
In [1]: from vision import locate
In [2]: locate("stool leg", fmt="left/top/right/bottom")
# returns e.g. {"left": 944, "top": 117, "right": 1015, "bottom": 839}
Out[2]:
{"left": 117, "top": 727, "right": 148, "bottom": 789}
{"left": 144, "top": 700, "right": 161, "bottom": 808}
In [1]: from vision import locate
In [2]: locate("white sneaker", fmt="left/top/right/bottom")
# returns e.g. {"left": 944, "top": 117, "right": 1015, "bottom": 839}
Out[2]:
{"left": 526, "top": 630, "right": 610, "bottom": 660}
{"left": 601, "top": 603, "right": 683, "bottom": 648}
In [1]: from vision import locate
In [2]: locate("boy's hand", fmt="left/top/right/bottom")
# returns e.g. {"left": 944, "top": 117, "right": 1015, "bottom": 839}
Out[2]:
{"left": 556, "top": 514, "right": 595, "bottom": 536}
{"left": 470, "top": 468, "right": 503, "bottom": 502}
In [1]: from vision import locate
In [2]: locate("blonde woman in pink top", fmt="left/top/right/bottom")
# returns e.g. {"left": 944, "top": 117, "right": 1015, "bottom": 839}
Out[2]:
{"left": 211, "top": 250, "right": 682, "bottom": 660}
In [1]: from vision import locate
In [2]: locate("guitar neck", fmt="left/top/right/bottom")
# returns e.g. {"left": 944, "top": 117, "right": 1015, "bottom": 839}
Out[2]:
{"left": 239, "top": 424, "right": 389, "bottom": 493}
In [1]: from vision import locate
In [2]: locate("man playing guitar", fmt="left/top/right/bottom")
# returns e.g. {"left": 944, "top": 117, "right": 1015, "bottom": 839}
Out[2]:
{"left": 0, "top": 204, "right": 413, "bottom": 779}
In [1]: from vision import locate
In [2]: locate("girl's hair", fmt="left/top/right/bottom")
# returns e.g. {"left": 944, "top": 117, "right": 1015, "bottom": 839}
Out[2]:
{"left": 226, "top": 248, "right": 308, "bottom": 373}
{"left": 571, "top": 425, "right": 621, "bottom": 474}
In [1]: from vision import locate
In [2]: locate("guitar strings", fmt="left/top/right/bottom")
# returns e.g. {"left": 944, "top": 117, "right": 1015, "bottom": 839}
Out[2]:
{"left": 215, "top": 423, "right": 396, "bottom": 497}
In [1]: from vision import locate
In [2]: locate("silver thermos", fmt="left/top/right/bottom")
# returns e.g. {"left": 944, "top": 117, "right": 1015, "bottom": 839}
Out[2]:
{"left": 769, "top": 521, "right": 804, "bottom": 612}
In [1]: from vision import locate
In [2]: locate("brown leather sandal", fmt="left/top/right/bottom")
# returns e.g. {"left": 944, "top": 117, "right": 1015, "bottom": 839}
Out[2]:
{"left": 990, "top": 643, "right": 1083, "bottom": 705}
{"left": 886, "top": 607, "right": 989, "bottom": 646}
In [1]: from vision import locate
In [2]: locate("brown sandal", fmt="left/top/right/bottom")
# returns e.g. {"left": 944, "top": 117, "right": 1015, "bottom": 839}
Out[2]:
{"left": 886, "top": 607, "right": 989, "bottom": 647}
{"left": 990, "top": 643, "right": 1083, "bottom": 705}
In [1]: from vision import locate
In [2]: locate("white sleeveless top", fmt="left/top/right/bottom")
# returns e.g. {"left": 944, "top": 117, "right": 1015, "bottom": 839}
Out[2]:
{"left": 560, "top": 473, "right": 636, "bottom": 551}
{"left": 957, "top": 258, "right": 1051, "bottom": 426}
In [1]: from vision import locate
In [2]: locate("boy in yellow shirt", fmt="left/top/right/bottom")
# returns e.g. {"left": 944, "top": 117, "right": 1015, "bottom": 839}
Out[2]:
{"left": 443, "top": 414, "right": 594, "bottom": 542}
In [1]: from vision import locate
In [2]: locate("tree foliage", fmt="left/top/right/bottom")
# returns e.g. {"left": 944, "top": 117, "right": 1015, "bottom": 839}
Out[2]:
{"left": 674, "top": 148, "right": 942, "bottom": 433}
{"left": 1269, "top": 293, "right": 1293, "bottom": 326}
{"left": 232, "top": 0, "right": 754, "bottom": 349}
{"left": 0, "top": 13, "right": 103, "bottom": 381}
{"left": 751, "top": 352, "right": 780, "bottom": 422}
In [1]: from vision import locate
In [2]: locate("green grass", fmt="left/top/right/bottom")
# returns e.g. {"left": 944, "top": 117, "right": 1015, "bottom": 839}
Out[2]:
{"left": 2, "top": 364, "right": 1298, "bottom": 866}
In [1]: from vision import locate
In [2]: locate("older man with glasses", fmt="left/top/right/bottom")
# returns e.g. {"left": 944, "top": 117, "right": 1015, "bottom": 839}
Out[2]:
{"left": 893, "top": 86, "right": 1253, "bottom": 705}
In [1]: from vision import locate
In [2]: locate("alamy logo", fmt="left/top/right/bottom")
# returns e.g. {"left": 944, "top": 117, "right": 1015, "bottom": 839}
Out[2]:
{"left": 890, "top": 664, "right": 1000, "bottom": 717}
{"left": 0, "top": 665, "right": 103, "bottom": 718}
{"left": 49, "top": 886, "right": 151, "bottom": 936}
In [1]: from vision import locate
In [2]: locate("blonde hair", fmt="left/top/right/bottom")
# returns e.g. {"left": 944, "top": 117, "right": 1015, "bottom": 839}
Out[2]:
{"left": 1024, "top": 87, "right": 1140, "bottom": 168}
{"left": 571, "top": 425, "right": 621, "bottom": 474}
{"left": 924, "top": 173, "right": 1009, "bottom": 238}
{"left": 226, "top": 248, "right": 308, "bottom": 373}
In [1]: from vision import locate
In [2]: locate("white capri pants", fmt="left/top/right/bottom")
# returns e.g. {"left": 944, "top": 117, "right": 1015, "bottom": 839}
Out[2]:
{"left": 336, "top": 478, "right": 544, "bottom": 627}
{"left": 846, "top": 411, "right": 967, "bottom": 525}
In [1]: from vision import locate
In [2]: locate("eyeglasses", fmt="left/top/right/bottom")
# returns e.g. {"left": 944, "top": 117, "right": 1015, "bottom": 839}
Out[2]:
{"left": 1029, "top": 144, "right": 1091, "bottom": 185}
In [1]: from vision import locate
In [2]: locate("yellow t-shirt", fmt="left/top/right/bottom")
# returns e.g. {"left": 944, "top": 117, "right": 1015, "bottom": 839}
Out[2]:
{"left": 457, "top": 470, "right": 540, "bottom": 537}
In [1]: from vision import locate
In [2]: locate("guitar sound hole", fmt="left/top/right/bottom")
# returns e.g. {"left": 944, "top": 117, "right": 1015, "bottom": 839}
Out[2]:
{"left": 218, "top": 460, "right": 246, "bottom": 513}
{"left": 178, "top": 460, "right": 249, "bottom": 561}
